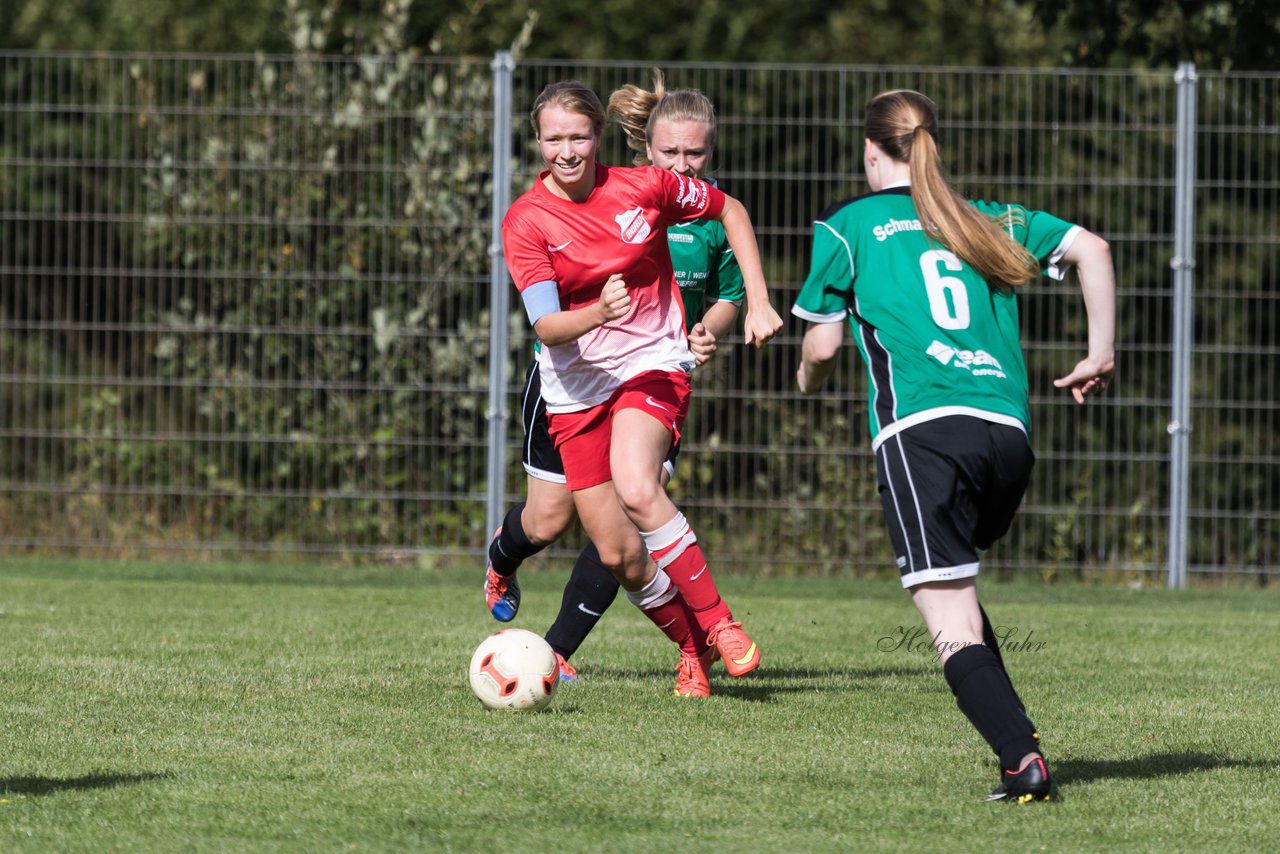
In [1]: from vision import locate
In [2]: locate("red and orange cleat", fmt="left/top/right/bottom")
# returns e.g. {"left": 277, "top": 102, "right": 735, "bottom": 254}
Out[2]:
{"left": 674, "top": 649, "right": 711, "bottom": 698}
{"left": 706, "top": 617, "right": 760, "bottom": 677}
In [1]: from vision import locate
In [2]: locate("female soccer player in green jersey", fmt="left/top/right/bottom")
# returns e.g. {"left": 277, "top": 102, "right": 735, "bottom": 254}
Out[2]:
{"left": 793, "top": 89, "right": 1115, "bottom": 802}
{"left": 485, "top": 73, "right": 756, "bottom": 697}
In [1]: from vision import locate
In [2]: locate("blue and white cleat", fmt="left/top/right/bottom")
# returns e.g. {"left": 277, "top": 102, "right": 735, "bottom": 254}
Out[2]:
{"left": 484, "top": 565, "right": 520, "bottom": 622}
{"left": 483, "top": 527, "right": 521, "bottom": 622}
{"left": 554, "top": 651, "right": 578, "bottom": 683}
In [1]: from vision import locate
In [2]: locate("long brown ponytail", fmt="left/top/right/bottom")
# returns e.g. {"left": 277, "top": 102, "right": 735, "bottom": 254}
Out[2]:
{"left": 866, "top": 90, "right": 1038, "bottom": 291}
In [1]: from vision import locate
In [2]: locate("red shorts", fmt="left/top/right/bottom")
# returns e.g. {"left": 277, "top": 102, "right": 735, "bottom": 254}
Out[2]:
{"left": 547, "top": 370, "right": 691, "bottom": 491}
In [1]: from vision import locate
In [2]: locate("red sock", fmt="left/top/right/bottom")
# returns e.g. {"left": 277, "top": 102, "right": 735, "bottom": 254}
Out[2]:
{"left": 626, "top": 569, "right": 697, "bottom": 655}
{"left": 641, "top": 512, "right": 732, "bottom": 632}
{"left": 682, "top": 596, "right": 713, "bottom": 654}
{"left": 686, "top": 589, "right": 732, "bottom": 633}
{"left": 641, "top": 597, "right": 697, "bottom": 655}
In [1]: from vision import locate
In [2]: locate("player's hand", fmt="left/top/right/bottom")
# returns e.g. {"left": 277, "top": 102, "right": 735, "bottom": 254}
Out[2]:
{"left": 597, "top": 273, "right": 632, "bottom": 323}
{"left": 743, "top": 302, "right": 783, "bottom": 348}
{"left": 1054, "top": 355, "right": 1115, "bottom": 404}
{"left": 688, "top": 322, "right": 717, "bottom": 366}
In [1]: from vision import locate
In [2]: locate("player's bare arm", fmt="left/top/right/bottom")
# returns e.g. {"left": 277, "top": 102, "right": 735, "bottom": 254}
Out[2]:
{"left": 533, "top": 274, "right": 632, "bottom": 346}
{"left": 1053, "top": 230, "right": 1116, "bottom": 403}
{"left": 717, "top": 196, "right": 783, "bottom": 347}
{"left": 699, "top": 300, "right": 738, "bottom": 343}
{"left": 797, "top": 321, "right": 844, "bottom": 393}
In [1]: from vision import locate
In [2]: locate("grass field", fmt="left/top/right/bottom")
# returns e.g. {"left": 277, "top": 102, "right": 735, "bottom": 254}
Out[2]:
{"left": 2, "top": 558, "right": 1278, "bottom": 852}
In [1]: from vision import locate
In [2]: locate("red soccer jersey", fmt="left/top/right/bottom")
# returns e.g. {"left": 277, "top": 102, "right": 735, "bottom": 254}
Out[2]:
{"left": 502, "top": 164, "right": 726, "bottom": 413}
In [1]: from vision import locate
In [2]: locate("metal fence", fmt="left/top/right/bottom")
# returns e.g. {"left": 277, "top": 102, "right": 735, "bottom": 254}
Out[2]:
{"left": 0, "top": 52, "right": 1276, "bottom": 583}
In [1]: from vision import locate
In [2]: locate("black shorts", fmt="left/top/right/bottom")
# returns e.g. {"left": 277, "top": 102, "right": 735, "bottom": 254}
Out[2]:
{"left": 520, "top": 361, "right": 566, "bottom": 483}
{"left": 519, "top": 360, "right": 680, "bottom": 484}
{"left": 874, "top": 415, "right": 1033, "bottom": 589}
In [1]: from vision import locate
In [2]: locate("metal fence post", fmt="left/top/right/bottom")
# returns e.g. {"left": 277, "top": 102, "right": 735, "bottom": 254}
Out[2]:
{"left": 1167, "top": 61, "right": 1197, "bottom": 589}
{"left": 485, "top": 51, "right": 516, "bottom": 546}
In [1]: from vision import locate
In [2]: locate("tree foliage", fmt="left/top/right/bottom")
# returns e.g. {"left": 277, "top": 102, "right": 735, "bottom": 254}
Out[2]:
{"left": 1, "top": 0, "right": 284, "bottom": 53}
{"left": 1027, "top": 0, "right": 1280, "bottom": 70}
{"left": 5, "top": 0, "right": 1279, "bottom": 70}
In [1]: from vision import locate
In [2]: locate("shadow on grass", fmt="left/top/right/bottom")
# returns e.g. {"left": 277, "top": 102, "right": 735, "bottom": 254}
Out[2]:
{"left": 1055, "top": 752, "right": 1279, "bottom": 786}
{"left": 0, "top": 772, "right": 171, "bottom": 797}
{"left": 579, "top": 664, "right": 940, "bottom": 703}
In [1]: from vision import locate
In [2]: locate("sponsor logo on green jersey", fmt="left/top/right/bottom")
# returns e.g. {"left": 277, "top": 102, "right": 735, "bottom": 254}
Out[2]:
{"left": 926, "top": 340, "right": 1007, "bottom": 379}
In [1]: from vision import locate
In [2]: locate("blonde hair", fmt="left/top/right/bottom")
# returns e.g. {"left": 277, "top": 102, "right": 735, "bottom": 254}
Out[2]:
{"left": 607, "top": 69, "right": 717, "bottom": 167}
{"left": 531, "top": 80, "right": 606, "bottom": 139}
{"left": 865, "top": 89, "right": 1038, "bottom": 291}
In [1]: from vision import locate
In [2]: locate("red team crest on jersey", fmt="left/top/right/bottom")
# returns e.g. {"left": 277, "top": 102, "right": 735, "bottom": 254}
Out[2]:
{"left": 615, "top": 207, "right": 652, "bottom": 244}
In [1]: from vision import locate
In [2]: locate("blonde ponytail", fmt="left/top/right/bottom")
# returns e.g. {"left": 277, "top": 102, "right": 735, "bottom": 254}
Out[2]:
{"left": 608, "top": 69, "right": 718, "bottom": 167}
{"left": 608, "top": 70, "right": 666, "bottom": 166}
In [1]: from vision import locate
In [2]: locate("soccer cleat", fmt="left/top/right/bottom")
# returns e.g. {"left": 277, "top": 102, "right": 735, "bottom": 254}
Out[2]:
{"left": 706, "top": 617, "right": 760, "bottom": 677}
{"left": 484, "top": 565, "right": 521, "bottom": 621}
{"left": 483, "top": 528, "right": 521, "bottom": 622}
{"left": 986, "top": 754, "right": 1053, "bottom": 804}
{"left": 674, "top": 649, "right": 711, "bottom": 698}
{"left": 555, "top": 651, "right": 579, "bottom": 683}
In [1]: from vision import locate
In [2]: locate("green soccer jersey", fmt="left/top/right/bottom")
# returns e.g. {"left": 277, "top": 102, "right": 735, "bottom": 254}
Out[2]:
{"left": 792, "top": 186, "right": 1081, "bottom": 448}
{"left": 668, "top": 217, "right": 744, "bottom": 332}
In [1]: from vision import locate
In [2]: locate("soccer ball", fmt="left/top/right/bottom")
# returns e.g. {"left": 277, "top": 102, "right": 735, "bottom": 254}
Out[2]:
{"left": 468, "top": 628, "right": 559, "bottom": 711}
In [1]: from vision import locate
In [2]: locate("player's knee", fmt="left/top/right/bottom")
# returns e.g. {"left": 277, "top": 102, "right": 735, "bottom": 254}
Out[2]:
{"left": 593, "top": 540, "right": 645, "bottom": 578}
{"left": 612, "top": 475, "right": 663, "bottom": 518}
{"left": 524, "top": 509, "right": 572, "bottom": 546}
{"left": 614, "top": 558, "right": 651, "bottom": 589}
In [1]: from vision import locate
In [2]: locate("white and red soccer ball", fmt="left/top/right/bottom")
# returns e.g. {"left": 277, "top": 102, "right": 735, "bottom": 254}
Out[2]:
{"left": 468, "top": 628, "right": 559, "bottom": 711}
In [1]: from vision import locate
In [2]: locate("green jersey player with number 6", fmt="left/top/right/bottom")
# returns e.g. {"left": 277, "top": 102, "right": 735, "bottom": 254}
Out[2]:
{"left": 794, "top": 89, "right": 1115, "bottom": 803}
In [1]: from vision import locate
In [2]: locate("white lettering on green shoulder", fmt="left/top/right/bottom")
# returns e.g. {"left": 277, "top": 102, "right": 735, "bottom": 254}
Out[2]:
{"left": 873, "top": 217, "right": 924, "bottom": 242}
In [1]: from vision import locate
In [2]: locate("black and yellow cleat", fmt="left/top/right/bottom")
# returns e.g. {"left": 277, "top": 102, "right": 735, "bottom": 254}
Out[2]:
{"left": 986, "top": 754, "right": 1052, "bottom": 804}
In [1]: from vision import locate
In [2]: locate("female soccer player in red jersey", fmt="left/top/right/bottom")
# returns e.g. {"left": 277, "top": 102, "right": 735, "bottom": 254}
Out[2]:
{"left": 494, "top": 80, "right": 781, "bottom": 697}
{"left": 486, "top": 73, "right": 746, "bottom": 696}
{"left": 794, "top": 90, "right": 1115, "bottom": 801}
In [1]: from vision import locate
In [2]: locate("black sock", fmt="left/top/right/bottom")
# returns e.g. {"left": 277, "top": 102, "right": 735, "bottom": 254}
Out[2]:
{"left": 543, "top": 542, "right": 620, "bottom": 659}
{"left": 943, "top": 644, "right": 1040, "bottom": 770}
{"left": 978, "top": 604, "right": 1006, "bottom": 669}
{"left": 488, "top": 502, "right": 545, "bottom": 576}
{"left": 979, "top": 604, "right": 1029, "bottom": 715}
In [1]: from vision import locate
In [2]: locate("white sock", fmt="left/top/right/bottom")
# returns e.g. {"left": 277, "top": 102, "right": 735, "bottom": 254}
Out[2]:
{"left": 625, "top": 568, "right": 678, "bottom": 610}
{"left": 638, "top": 512, "right": 697, "bottom": 569}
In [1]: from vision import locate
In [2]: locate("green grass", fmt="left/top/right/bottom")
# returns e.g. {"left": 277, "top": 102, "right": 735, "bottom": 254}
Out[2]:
{"left": 2, "top": 559, "right": 1278, "bottom": 852}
